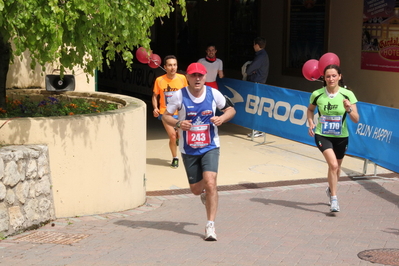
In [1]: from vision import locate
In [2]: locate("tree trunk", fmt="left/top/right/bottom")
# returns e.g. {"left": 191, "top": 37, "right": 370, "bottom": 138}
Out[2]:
{"left": 0, "top": 33, "right": 11, "bottom": 109}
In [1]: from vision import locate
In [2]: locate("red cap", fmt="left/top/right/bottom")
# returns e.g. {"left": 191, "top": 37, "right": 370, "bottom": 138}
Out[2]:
{"left": 186, "top": 63, "right": 207, "bottom": 75}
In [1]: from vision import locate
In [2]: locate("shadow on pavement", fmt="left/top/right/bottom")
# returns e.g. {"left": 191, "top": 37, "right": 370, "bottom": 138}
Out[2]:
{"left": 146, "top": 157, "right": 171, "bottom": 167}
{"left": 383, "top": 228, "right": 399, "bottom": 236}
{"left": 114, "top": 220, "right": 203, "bottom": 239}
{"left": 250, "top": 197, "right": 333, "bottom": 216}
{"left": 357, "top": 179, "right": 399, "bottom": 207}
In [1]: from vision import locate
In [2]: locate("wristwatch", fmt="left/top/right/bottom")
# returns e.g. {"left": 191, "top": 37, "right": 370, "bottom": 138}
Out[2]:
{"left": 347, "top": 108, "right": 352, "bottom": 114}
{"left": 175, "top": 120, "right": 181, "bottom": 128}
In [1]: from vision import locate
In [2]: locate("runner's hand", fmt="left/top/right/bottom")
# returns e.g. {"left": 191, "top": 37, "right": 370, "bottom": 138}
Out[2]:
{"left": 153, "top": 108, "right": 160, "bottom": 117}
{"left": 343, "top": 99, "right": 351, "bottom": 109}
{"left": 210, "top": 116, "right": 223, "bottom": 126}
{"left": 308, "top": 123, "right": 315, "bottom": 137}
{"left": 180, "top": 120, "right": 192, "bottom": 131}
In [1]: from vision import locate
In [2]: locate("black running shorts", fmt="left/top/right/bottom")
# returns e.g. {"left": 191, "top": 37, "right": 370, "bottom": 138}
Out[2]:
{"left": 315, "top": 134, "right": 348, "bottom": 160}
{"left": 181, "top": 148, "right": 220, "bottom": 184}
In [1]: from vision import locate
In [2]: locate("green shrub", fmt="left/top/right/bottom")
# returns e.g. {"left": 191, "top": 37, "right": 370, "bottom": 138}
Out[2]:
{"left": 0, "top": 96, "right": 119, "bottom": 118}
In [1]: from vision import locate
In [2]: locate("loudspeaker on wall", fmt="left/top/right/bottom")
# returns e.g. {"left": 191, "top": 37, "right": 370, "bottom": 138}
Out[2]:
{"left": 45, "top": 74, "right": 75, "bottom": 92}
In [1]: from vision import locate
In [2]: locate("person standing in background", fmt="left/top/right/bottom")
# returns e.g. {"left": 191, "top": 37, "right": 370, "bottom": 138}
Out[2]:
{"left": 246, "top": 37, "right": 269, "bottom": 84}
{"left": 246, "top": 37, "right": 270, "bottom": 138}
{"left": 198, "top": 43, "right": 224, "bottom": 89}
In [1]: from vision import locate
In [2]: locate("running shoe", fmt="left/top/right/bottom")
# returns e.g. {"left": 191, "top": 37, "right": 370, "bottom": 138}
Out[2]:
{"left": 326, "top": 187, "right": 331, "bottom": 204}
{"left": 170, "top": 158, "right": 179, "bottom": 169}
{"left": 201, "top": 191, "right": 206, "bottom": 205}
{"left": 204, "top": 224, "right": 217, "bottom": 241}
{"left": 330, "top": 199, "right": 340, "bottom": 212}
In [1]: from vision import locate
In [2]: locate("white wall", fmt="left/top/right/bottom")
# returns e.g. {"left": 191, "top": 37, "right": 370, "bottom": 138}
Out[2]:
{"left": 6, "top": 50, "right": 95, "bottom": 92}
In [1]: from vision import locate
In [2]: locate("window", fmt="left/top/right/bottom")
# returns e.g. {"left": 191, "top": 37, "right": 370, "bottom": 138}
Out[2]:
{"left": 283, "top": 0, "right": 329, "bottom": 76}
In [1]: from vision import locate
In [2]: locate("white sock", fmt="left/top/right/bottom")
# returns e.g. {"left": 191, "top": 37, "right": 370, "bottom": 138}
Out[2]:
{"left": 331, "top": 195, "right": 337, "bottom": 201}
{"left": 207, "top": 221, "right": 214, "bottom": 227}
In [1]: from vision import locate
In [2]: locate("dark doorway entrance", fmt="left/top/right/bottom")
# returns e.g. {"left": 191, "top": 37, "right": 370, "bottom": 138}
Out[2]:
{"left": 98, "top": 0, "right": 260, "bottom": 99}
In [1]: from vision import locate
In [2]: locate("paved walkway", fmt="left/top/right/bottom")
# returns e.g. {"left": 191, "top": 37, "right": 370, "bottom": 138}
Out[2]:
{"left": 0, "top": 104, "right": 398, "bottom": 266}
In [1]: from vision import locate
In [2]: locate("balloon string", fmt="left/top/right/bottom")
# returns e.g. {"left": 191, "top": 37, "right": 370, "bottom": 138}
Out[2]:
{"left": 158, "top": 65, "right": 166, "bottom": 72}
{"left": 150, "top": 59, "right": 166, "bottom": 72}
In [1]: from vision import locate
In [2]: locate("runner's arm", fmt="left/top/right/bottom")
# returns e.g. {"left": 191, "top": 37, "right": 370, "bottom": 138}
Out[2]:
{"left": 162, "top": 111, "right": 192, "bottom": 131}
{"left": 210, "top": 92, "right": 236, "bottom": 126}
{"left": 343, "top": 100, "right": 359, "bottom": 124}
{"left": 152, "top": 92, "right": 160, "bottom": 117}
{"left": 218, "top": 70, "right": 224, "bottom": 79}
{"left": 307, "top": 104, "right": 316, "bottom": 137}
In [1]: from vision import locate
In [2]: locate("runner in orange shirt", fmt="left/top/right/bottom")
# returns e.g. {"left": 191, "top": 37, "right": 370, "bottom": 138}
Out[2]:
{"left": 152, "top": 55, "right": 188, "bottom": 168}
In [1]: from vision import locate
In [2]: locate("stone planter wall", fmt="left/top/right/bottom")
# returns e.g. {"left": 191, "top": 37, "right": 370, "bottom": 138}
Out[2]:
{"left": 0, "top": 145, "right": 55, "bottom": 237}
{"left": 0, "top": 89, "right": 147, "bottom": 218}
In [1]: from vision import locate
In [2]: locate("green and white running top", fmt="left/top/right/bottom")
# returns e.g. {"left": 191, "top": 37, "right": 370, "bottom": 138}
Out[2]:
{"left": 309, "top": 86, "right": 358, "bottom": 138}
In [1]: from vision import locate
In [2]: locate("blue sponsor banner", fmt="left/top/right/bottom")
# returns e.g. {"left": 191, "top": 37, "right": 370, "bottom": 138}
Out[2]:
{"left": 218, "top": 78, "right": 399, "bottom": 173}
{"left": 349, "top": 102, "right": 398, "bottom": 172}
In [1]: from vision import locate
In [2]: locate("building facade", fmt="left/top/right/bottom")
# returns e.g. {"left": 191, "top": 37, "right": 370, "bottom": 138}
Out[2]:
{"left": 8, "top": 0, "right": 399, "bottom": 108}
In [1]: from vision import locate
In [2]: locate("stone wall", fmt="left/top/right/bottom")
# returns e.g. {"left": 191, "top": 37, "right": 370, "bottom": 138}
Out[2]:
{"left": 0, "top": 145, "right": 55, "bottom": 237}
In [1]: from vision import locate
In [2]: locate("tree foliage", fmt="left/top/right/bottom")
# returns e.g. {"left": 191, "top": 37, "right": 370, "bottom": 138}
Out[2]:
{"left": 0, "top": 0, "right": 187, "bottom": 107}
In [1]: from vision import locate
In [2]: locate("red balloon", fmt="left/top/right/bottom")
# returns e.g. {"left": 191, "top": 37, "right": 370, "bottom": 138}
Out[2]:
{"left": 136, "top": 47, "right": 150, "bottom": 64}
{"left": 318, "top": 52, "right": 340, "bottom": 76}
{"left": 302, "top": 59, "right": 321, "bottom": 81}
{"left": 148, "top": 54, "right": 162, "bottom": 68}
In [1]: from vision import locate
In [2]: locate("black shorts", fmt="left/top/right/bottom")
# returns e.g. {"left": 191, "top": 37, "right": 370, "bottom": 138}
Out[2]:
{"left": 315, "top": 134, "right": 348, "bottom": 159}
{"left": 181, "top": 148, "right": 220, "bottom": 184}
